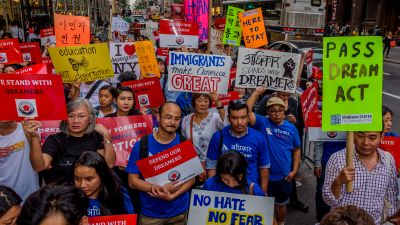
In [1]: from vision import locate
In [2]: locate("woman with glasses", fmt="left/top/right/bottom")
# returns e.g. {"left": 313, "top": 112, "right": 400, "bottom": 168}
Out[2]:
{"left": 24, "top": 98, "right": 116, "bottom": 185}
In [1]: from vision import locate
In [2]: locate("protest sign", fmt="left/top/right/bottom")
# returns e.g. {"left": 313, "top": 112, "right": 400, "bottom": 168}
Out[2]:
{"left": 322, "top": 36, "right": 383, "bottom": 131}
{"left": 96, "top": 115, "right": 153, "bottom": 167}
{"left": 40, "top": 28, "right": 56, "bottom": 46}
{"left": 20, "top": 42, "right": 42, "bottom": 64}
{"left": 0, "top": 39, "right": 22, "bottom": 64}
{"left": 211, "top": 91, "right": 239, "bottom": 108}
{"left": 235, "top": 47, "right": 302, "bottom": 93}
{"left": 135, "top": 41, "right": 160, "bottom": 78}
{"left": 38, "top": 120, "right": 61, "bottom": 145}
{"left": 109, "top": 42, "right": 140, "bottom": 80}
{"left": 239, "top": 8, "right": 268, "bottom": 48}
{"left": 54, "top": 14, "right": 90, "bottom": 46}
{"left": 306, "top": 111, "right": 346, "bottom": 141}
{"left": 223, "top": 6, "right": 244, "bottom": 46}
{"left": 380, "top": 136, "right": 400, "bottom": 174}
{"left": 184, "top": 0, "right": 208, "bottom": 40}
{"left": 306, "top": 111, "right": 321, "bottom": 128}
{"left": 136, "top": 140, "right": 203, "bottom": 186}
{"left": 48, "top": 43, "right": 114, "bottom": 83}
{"left": 41, "top": 57, "right": 54, "bottom": 74}
{"left": 306, "top": 49, "right": 314, "bottom": 78}
{"left": 15, "top": 64, "right": 48, "bottom": 75}
{"left": 210, "top": 28, "right": 224, "bottom": 55}
{"left": 159, "top": 20, "right": 199, "bottom": 48}
{"left": 122, "top": 78, "right": 165, "bottom": 109}
{"left": 112, "top": 16, "right": 130, "bottom": 35}
{"left": 168, "top": 51, "right": 231, "bottom": 94}
{"left": 188, "top": 189, "right": 274, "bottom": 225}
{"left": 0, "top": 74, "right": 67, "bottom": 120}
{"left": 300, "top": 81, "right": 318, "bottom": 125}
{"left": 88, "top": 214, "right": 137, "bottom": 225}
{"left": 171, "top": 4, "right": 184, "bottom": 20}
{"left": 214, "top": 17, "right": 226, "bottom": 31}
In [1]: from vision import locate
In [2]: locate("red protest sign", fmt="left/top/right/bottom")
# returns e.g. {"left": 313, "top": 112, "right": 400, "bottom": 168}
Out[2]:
{"left": 40, "top": 28, "right": 56, "bottom": 46}
{"left": 88, "top": 214, "right": 137, "bottom": 225}
{"left": 54, "top": 14, "right": 90, "bottom": 46}
{"left": 123, "top": 78, "right": 165, "bottom": 109}
{"left": 306, "top": 111, "right": 322, "bottom": 128}
{"left": 38, "top": 120, "right": 61, "bottom": 145}
{"left": 0, "top": 74, "right": 67, "bottom": 120}
{"left": 171, "top": 4, "right": 185, "bottom": 20}
{"left": 211, "top": 91, "right": 239, "bottom": 108}
{"left": 41, "top": 57, "right": 54, "bottom": 74}
{"left": 96, "top": 115, "right": 153, "bottom": 167}
{"left": 300, "top": 81, "right": 318, "bottom": 126}
{"left": 380, "top": 136, "right": 400, "bottom": 174}
{"left": 15, "top": 64, "right": 48, "bottom": 75}
{"left": 0, "top": 39, "right": 23, "bottom": 64}
{"left": 214, "top": 18, "right": 226, "bottom": 30}
{"left": 20, "top": 42, "right": 42, "bottom": 64}
{"left": 228, "top": 68, "right": 236, "bottom": 90}
{"left": 136, "top": 140, "right": 204, "bottom": 186}
{"left": 159, "top": 20, "right": 199, "bottom": 48}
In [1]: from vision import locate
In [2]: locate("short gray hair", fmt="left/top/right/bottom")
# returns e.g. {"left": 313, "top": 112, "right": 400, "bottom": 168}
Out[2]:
{"left": 60, "top": 98, "right": 96, "bottom": 136}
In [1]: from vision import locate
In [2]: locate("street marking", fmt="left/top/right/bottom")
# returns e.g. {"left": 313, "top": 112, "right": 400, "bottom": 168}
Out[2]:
{"left": 383, "top": 91, "right": 400, "bottom": 100}
{"left": 384, "top": 72, "right": 391, "bottom": 76}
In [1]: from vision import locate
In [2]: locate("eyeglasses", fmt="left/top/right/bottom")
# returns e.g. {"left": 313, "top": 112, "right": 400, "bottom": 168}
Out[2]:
{"left": 268, "top": 109, "right": 285, "bottom": 115}
{"left": 68, "top": 114, "right": 89, "bottom": 121}
{"left": 160, "top": 115, "right": 181, "bottom": 122}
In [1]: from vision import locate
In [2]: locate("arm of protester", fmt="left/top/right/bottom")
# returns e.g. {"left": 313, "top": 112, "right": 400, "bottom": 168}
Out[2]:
{"left": 259, "top": 168, "right": 269, "bottom": 193}
{"left": 313, "top": 141, "right": 324, "bottom": 178}
{"left": 247, "top": 86, "right": 266, "bottom": 126}
{"left": 205, "top": 131, "right": 221, "bottom": 178}
{"left": 210, "top": 91, "right": 225, "bottom": 121}
{"left": 138, "top": 107, "right": 148, "bottom": 115}
{"left": 95, "top": 124, "right": 116, "bottom": 168}
{"left": 286, "top": 147, "right": 301, "bottom": 182}
{"left": 156, "top": 178, "right": 195, "bottom": 201}
{"left": 258, "top": 136, "right": 270, "bottom": 193}
{"left": 68, "top": 80, "right": 81, "bottom": 101}
{"left": 386, "top": 153, "right": 399, "bottom": 215}
{"left": 128, "top": 173, "right": 159, "bottom": 193}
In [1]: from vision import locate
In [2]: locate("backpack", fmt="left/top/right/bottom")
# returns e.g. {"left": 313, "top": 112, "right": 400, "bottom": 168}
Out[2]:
{"left": 139, "top": 133, "right": 187, "bottom": 159}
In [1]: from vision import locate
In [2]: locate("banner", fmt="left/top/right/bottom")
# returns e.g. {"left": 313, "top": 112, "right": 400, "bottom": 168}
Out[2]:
{"left": 20, "top": 42, "right": 42, "bottom": 64}
{"left": 122, "top": 78, "right": 165, "bottom": 109}
{"left": 0, "top": 39, "right": 22, "bottom": 64}
{"left": 380, "top": 137, "right": 400, "bottom": 174}
{"left": 136, "top": 140, "right": 203, "bottom": 186}
{"left": 111, "top": 16, "right": 130, "bottom": 35}
{"left": 40, "top": 28, "right": 56, "bottom": 46}
{"left": 54, "top": 14, "right": 90, "bottom": 46}
{"left": 48, "top": 43, "right": 114, "bottom": 83}
{"left": 235, "top": 47, "right": 302, "bottom": 93}
{"left": 38, "top": 120, "right": 61, "bottom": 145}
{"left": 300, "top": 81, "right": 318, "bottom": 125}
{"left": 223, "top": 6, "right": 244, "bottom": 46}
{"left": 135, "top": 41, "right": 160, "bottom": 78}
{"left": 88, "top": 214, "right": 137, "bottom": 225}
{"left": 184, "top": 0, "right": 208, "bottom": 40}
{"left": 171, "top": 4, "right": 185, "bottom": 20}
{"left": 239, "top": 8, "right": 268, "bottom": 49}
{"left": 168, "top": 51, "right": 231, "bottom": 94}
{"left": 0, "top": 74, "right": 67, "bottom": 120}
{"left": 322, "top": 36, "right": 383, "bottom": 131}
{"left": 214, "top": 17, "right": 226, "bottom": 31}
{"left": 15, "top": 64, "right": 48, "bottom": 75}
{"left": 159, "top": 20, "right": 199, "bottom": 48}
{"left": 109, "top": 42, "right": 140, "bottom": 80}
{"left": 210, "top": 29, "right": 224, "bottom": 55}
{"left": 187, "top": 189, "right": 274, "bottom": 225}
{"left": 96, "top": 115, "right": 153, "bottom": 167}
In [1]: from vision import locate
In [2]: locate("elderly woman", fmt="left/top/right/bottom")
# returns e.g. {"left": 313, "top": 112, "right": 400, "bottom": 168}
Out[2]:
{"left": 24, "top": 98, "right": 115, "bottom": 184}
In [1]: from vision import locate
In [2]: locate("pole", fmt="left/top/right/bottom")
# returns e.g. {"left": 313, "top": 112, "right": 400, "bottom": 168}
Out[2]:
{"left": 346, "top": 131, "right": 354, "bottom": 192}
{"left": 206, "top": 0, "right": 212, "bottom": 53}
{"left": 2, "top": 0, "right": 9, "bottom": 30}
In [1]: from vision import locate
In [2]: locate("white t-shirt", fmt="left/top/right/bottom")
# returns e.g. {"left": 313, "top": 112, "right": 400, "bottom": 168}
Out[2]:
{"left": 79, "top": 81, "right": 108, "bottom": 109}
{"left": 0, "top": 123, "right": 39, "bottom": 200}
{"left": 181, "top": 112, "right": 225, "bottom": 161}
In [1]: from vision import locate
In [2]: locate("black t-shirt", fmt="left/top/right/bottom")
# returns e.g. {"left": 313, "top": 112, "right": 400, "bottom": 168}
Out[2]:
{"left": 42, "top": 131, "right": 104, "bottom": 184}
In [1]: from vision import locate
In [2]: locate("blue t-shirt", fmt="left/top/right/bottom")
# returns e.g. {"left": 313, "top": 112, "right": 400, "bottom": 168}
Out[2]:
{"left": 206, "top": 126, "right": 270, "bottom": 184}
{"left": 252, "top": 115, "right": 301, "bottom": 181}
{"left": 87, "top": 199, "right": 102, "bottom": 217}
{"left": 385, "top": 132, "right": 399, "bottom": 137}
{"left": 203, "top": 176, "right": 265, "bottom": 197}
{"left": 125, "top": 134, "right": 189, "bottom": 218}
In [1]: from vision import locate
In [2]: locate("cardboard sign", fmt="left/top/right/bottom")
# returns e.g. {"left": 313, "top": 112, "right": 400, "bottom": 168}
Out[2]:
{"left": 135, "top": 41, "right": 160, "bottom": 78}
{"left": 188, "top": 189, "right": 274, "bottom": 225}
{"left": 300, "top": 81, "right": 318, "bottom": 125}
{"left": 88, "top": 214, "right": 137, "bottom": 225}
{"left": 54, "top": 14, "right": 90, "bottom": 46}
{"left": 159, "top": 20, "right": 199, "bottom": 48}
{"left": 15, "top": 64, "right": 48, "bottom": 75}
{"left": 322, "top": 36, "right": 383, "bottom": 131}
{"left": 40, "top": 28, "right": 56, "bottom": 46}
{"left": 48, "top": 43, "right": 114, "bottom": 83}
{"left": 184, "top": 0, "right": 208, "bottom": 40}
{"left": 122, "top": 78, "right": 165, "bottom": 109}
{"left": 211, "top": 91, "right": 239, "bottom": 108}
{"left": 239, "top": 8, "right": 268, "bottom": 48}
{"left": 20, "top": 42, "right": 42, "bottom": 64}
{"left": 380, "top": 137, "right": 400, "bottom": 174}
{"left": 235, "top": 47, "right": 302, "bottom": 92}
{"left": 38, "top": 120, "right": 61, "bottom": 145}
{"left": 168, "top": 51, "right": 232, "bottom": 94}
{"left": 96, "top": 115, "right": 153, "bottom": 167}
{"left": 109, "top": 42, "right": 140, "bottom": 80}
{"left": 0, "top": 39, "right": 23, "bottom": 64}
{"left": 308, "top": 128, "right": 347, "bottom": 142}
{"left": 112, "top": 16, "right": 130, "bottom": 35}
{"left": 210, "top": 29, "right": 224, "bottom": 55}
{"left": 0, "top": 74, "right": 67, "bottom": 120}
{"left": 136, "top": 140, "right": 203, "bottom": 186}
{"left": 214, "top": 17, "right": 226, "bottom": 31}
{"left": 171, "top": 4, "right": 185, "bottom": 20}
{"left": 223, "top": 6, "right": 244, "bottom": 46}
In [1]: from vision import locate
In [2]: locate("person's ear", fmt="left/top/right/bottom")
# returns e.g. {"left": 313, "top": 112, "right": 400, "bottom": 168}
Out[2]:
{"left": 79, "top": 216, "right": 88, "bottom": 225}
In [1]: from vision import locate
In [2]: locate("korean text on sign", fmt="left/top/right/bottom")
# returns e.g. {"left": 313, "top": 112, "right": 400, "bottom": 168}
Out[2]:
{"left": 54, "top": 14, "right": 90, "bottom": 46}
{"left": 223, "top": 6, "right": 244, "bottom": 46}
{"left": 135, "top": 41, "right": 160, "bottom": 78}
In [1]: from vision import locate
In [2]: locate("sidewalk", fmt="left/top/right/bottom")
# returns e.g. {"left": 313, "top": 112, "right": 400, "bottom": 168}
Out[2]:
{"left": 385, "top": 46, "right": 400, "bottom": 64}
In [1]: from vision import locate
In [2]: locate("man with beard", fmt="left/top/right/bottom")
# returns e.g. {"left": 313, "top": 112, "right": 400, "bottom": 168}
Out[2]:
{"left": 126, "top": 102, "right": 195, "bottom": 225}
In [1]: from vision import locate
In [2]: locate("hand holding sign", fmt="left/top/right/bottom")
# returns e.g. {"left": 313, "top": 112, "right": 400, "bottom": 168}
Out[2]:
{"left": 22, "top": 119, "right": 42, "bottom": 139}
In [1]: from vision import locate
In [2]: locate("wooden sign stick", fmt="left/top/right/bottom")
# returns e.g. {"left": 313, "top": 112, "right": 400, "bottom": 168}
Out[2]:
{"left": 346, "top": 131, "right": 354, "bottom": 192}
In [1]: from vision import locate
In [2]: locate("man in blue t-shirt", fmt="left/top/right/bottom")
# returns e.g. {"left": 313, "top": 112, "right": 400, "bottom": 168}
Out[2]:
{"left": 206, "top": 100, "right": 270, "bottom": 193}
{"left": 247, "top": 87, "right": 301, "bottom": 225}
{"left": 126, "top": 102, "right": 195, "bottom": 224}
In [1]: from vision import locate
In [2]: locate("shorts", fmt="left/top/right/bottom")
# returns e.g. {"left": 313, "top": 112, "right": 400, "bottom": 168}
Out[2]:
{"left": 267, "top": 179, "right": 292, "bottom": 206}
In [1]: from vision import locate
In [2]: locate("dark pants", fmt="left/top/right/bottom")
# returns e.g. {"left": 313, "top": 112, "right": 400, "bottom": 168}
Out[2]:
{"left": 315, "top": 168, "right": 331, "bottom": 222}
{"left": 383, "top": 44, "right": 391, "bottom": 56}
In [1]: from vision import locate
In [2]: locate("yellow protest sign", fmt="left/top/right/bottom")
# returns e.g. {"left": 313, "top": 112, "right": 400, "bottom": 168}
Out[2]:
{"left": 239, "top": 8, "right": 268, "bottom": 49}
{"left": 48, "top": 43, "right": 114, "bottom": 83}
{"left": 135, "top": 41, "right": 160, "bottom": 78}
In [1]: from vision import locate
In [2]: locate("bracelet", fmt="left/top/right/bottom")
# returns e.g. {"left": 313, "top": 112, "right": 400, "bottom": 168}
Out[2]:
{"left": 217, "top": 105, "right": 224, "bottom": 110}
{"left": 104, "top": 140, "right": 112, "bottom": 144}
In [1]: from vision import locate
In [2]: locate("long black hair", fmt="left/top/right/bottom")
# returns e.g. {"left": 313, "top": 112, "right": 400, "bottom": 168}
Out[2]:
{"left": 115, "top": 86, "right": 138, "bottom": 115}
{"left": 0, "top": 186, "right": 21, "bottom": 217}
{"left": 216, "top": 151, "right": 248, "bottom": 194}
{"left": 73, "top": 151, "right": 126, "bottom": 215}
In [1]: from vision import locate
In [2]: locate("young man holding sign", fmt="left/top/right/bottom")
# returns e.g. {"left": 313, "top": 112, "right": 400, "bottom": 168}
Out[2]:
{"left": 126, "top": 102, "right": 195, "bottom": 225}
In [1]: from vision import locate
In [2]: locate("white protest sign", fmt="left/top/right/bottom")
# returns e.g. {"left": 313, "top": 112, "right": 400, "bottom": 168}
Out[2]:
{"left": 109, "top": 42, "right": 140, "bottom": 79}
{"left": 167, "top": 51, "right": 231, "bottom": 94}
{"left": 235, "top": 47, "right": 302, "bottom": 93}
{"left": 211, "top": 28, "right": 224, "bottom": 55}
{"left": 112, "top": 17, "right": 130, "bottom": 35}
{"left": 188, "top": 189, "right": 274, "bottom": 225}
{"left": 308, "top": 128, "right": 346, "bottom": 142}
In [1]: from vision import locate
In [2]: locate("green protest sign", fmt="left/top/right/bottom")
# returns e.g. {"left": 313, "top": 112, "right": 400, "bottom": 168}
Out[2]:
{"left": 222, "top": 6, "right": 244, "bottom": 46}
{"left": 322, "top": 36, "right": 383, "bottom": 131}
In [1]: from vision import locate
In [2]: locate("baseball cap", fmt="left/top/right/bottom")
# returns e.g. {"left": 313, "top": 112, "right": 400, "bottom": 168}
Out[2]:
{"left": 267, "top": 97, "right": 285, "bottom": 108}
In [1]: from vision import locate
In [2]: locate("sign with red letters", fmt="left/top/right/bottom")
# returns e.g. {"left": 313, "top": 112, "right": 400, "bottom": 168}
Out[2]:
{"left": 88, "top": 214, "right": 137, "bottom": 225}
{"left": 20, "top": 42, "right": 42, "bottom": 64}
{"left": 15, "top": 64, "right": 48, "bottom": 75}
{"left": 122, "top": 78, "right": 165, "bottom": 109}
{"left": 0, "top": 74, "right": 67, "bottom": 120}
{"left": 159, "top": 20, "right": 199, "bottom": 48}
{"left": 0, "top": 39, "right": 22, "bottom": 64}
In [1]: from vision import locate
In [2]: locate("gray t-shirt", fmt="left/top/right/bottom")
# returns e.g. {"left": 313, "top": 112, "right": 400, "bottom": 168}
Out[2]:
{"left": 0, "top": 123, "right": 39, "bottom": 200}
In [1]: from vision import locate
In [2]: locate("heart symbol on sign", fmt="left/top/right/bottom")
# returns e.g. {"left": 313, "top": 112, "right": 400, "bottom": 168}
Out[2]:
{"left": 124, "top": 44, "right": 135, "bottom": 56}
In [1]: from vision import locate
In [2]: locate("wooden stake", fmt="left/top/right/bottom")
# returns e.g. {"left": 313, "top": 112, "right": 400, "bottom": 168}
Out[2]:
{"left": 346, "top": 131, "right": 354, "bottom": 192}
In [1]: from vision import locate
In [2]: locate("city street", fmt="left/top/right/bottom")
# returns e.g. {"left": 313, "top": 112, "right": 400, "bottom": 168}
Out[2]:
{"left": 286, "top": 46, "right": 400, "bottom": 225}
